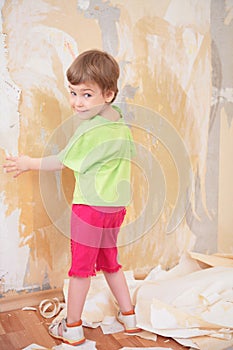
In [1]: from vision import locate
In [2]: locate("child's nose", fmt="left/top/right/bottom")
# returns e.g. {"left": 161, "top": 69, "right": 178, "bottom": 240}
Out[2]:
{"left": 74, "top": 96, "right": 83, "bottom": 107}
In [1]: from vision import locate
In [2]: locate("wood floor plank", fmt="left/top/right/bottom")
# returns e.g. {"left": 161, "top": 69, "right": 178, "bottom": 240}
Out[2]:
{"left": 0, "top": 333, "right": 15, "bottom": 350}
{"left": 0, "top": 311, "right": 24, "bottom": 333}
{"left": 85, "top": 327, "right": 122, "bottom": 350}
{"left": 0, "top": 320, "right": 6, "bottom": 335}
{"left": 0, "top": 308, "right": 188, "bottom": 349}
{"left": 16, "top": 310, "right": 58, "bottom": 348}
{"left": 4, "top": 330, "right": 29, "bottom": 349}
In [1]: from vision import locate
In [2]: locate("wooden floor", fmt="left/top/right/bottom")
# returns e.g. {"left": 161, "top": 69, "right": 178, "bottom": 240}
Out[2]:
{"left": 0, "top": 308, "right": 188, "bottom": 350}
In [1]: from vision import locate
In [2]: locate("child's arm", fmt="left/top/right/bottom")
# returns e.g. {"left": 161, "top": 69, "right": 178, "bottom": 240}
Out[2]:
{"left": 3, "top": 155, "right": 64, "bottom": 178}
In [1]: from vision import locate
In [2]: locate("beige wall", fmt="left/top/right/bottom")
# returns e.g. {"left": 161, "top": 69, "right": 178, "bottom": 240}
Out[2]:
{"left": 0, "top": 0, "right": 232, "bottom": 295}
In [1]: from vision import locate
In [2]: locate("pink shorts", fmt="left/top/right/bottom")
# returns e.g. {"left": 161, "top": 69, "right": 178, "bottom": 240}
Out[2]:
{"left": 69, "top": 204, "right": 126, "bottom": 277}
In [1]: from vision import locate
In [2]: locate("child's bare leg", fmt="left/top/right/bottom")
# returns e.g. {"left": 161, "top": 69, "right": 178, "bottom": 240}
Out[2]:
{"left": 67, "top": 276, "right": 91, "bottom": 323}
{"left": 103, "top": 269, "right": 133, "bottom": 312}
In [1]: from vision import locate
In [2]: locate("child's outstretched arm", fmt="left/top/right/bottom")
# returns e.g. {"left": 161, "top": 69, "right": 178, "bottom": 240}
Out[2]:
{"left": 3, "top": 155, "right": 64, "bottom": 178}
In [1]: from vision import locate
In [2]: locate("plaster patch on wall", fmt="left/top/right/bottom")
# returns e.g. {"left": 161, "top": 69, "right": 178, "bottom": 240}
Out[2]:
{"left": 146, "top": 28, "right": 205, "bottom": 95}
{"left": 156, "top": 4, "right": 212, "bottom": 219}
{"left": 0, "top": 2, "right": 21, "bottom": 155}
{"left": 212, "top": 87, "right": 233, "bottom": 105}
{"left": 224, "top": 0, "right": 233, "bottom": 25}
{"left": 77, "top": 0, "right": 90, "bottom": 12}
{"left": 0, "top": 1, "right": 28, "bottom": 293}
{"left": 32, "top": 25, "right": 79, "bottom": 90}
{"left": 77, "top": 0, "right": 120, "bottom": 56}
{"left": 4, "top": 0, "right": 77, "bottom": 110}
{"left": 165, "top": 0, "right": 211, "bottom": 30}
{"left": 0, "top": 192, "right": 30, "bottom": 292}
{"left": 117, "top": 22, "right": 134, "bottom": 60}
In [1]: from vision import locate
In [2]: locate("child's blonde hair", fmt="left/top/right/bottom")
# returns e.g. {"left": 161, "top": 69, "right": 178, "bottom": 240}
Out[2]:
{"left": 67, "top": 49, "right": 119, "bottom": 102}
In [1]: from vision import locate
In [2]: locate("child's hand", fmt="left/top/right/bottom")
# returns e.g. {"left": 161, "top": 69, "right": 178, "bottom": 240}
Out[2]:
{"left": 3, "top": 155, "right": 31, "bottom": 178}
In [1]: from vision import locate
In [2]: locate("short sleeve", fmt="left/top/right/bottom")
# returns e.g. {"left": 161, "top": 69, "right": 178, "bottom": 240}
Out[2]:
{"left": 58, "top": 135, "right": 87, "bottom": 172}
{"left": 58, "top": 115, "right": 136, "bottom": 174}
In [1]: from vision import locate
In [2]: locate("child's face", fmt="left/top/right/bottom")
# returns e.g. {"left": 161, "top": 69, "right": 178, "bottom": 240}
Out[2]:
{"left": 68, "top": 81, "right": 114, "bottom": 119}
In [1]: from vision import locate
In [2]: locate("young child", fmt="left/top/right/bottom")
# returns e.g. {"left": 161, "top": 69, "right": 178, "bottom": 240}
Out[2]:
{"left": 4, "top": 49, "right": 140, "bottom": 345}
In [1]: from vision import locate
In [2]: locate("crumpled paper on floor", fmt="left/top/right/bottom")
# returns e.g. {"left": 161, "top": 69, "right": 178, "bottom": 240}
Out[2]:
{"left": 100, "top": 315, "right": 124, "bottom": 334}
{"left": 53, "top": 339, "right": 97, "bottom": 349}
{"left": 23, "top": 340, "right": 97, "bottom": 350}
{"left": 22, "top": 345, "right": 49, "bottom": 350}
{"left": 135, "top": 252, "right": 233, "bottom": 350}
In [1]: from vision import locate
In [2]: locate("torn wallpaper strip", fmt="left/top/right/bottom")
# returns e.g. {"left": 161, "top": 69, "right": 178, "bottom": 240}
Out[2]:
{"left": 135, "top": 254, "right": 233, "bottom": 349}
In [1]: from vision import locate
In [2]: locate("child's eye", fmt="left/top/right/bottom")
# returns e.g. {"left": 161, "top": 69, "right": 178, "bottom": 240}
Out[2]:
{"left": 84, "top": 93, "right": 92, "bottom": 98}
{"left": 70, "top": 91, "right": 77, "bottom": 96}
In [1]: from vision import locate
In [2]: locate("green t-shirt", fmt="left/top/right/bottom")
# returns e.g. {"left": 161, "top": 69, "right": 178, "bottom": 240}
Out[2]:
{"left": 58, "top": 106, "right": 135, "bottom": 206}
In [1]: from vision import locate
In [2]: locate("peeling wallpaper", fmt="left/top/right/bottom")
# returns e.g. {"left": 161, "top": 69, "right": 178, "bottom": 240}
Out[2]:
{"left": 0, "top": 0, "right": 232, "bottom": 295}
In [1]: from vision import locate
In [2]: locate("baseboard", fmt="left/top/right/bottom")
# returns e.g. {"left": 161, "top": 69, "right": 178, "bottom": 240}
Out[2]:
{"left": 0, "top": 288, "right": 64, "bottom": 313}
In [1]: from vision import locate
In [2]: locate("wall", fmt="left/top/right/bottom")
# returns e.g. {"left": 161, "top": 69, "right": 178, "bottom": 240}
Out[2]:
{"left": 0, "top": 0, "right": 232, "bottom": 296}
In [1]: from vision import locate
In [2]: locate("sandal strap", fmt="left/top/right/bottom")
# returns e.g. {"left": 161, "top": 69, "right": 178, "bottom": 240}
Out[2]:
{"left": 61, "top": 318, "right": 67, "bottom": 333}
{"left": 49, "top": 318, "right": 67, "bottom": 335}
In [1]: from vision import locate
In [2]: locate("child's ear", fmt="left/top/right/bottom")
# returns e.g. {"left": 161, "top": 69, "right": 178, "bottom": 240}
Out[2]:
{"left": 105, "top": 90, "right": 115, "bottom": 103}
